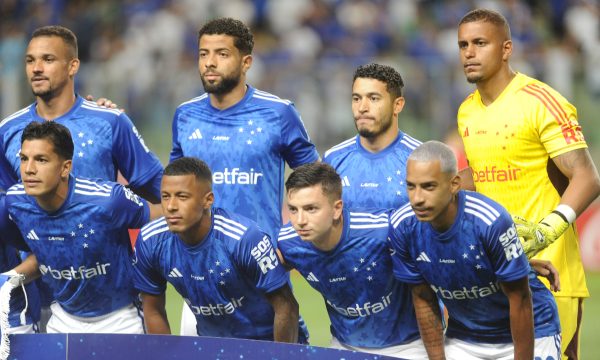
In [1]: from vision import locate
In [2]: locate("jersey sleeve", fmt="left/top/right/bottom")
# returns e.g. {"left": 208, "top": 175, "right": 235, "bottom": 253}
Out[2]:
{"left": 132, "top": 232, "right": 167, "bottom": 294}
{"left": 389, "top": 219, "right": 425, "bottom": 284}
{"left": 0, "top": 194, "right": 29, "bottom": 251}
{"left": 111, "top": 112, "right": 164, "bottom": 198}
{"left": 483, "top": 212, "right": 530, "bottom": 282}
{"left": 169, "top": 108, "right": 183, "bottom": 162}
{"left": 109, "top": 184, "right": 151, "bottom": 229}
{"left": 0, "top": 142, "right": 18, "bottom": 191}
{"left": 236, "top": 226, "right": 288, "bottom": 294}
{"left": 280, "top": 104, "right": 319, "bottom": 168}
{"left": 528, "top": 87, "right": 587, "bottom": 158}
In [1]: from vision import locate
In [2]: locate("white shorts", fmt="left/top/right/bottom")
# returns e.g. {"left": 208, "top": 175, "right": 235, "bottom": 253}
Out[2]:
{"left": 330, "top": 336, "right": 428, "bottom": 359}
{"left": 445, "top": 334, "right": 562, "bottom": 360}
{"left": 46, "top": 302, "right": 144, "bottom": 334}
{"left": 180, "top": 303, "right": 198, "bottom": 336}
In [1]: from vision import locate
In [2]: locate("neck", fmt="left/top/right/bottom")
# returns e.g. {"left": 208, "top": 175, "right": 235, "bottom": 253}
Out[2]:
{"left": 36, "top": 178, "right": 70, "bottom": 213}
{"left": 359, "top": 126, "right": 398, "bottom": 153}
{"left": 312, "top": 215, "right": 344, "bottom": 252}
{"left": 430, "top": 195, "right": 459, "bottom": 233}
{"left": 476, "top": 67, "right": 516, "bottom": 106}
{"left": 180, "top": 210, "right": 212, "bottom": 246}
{"left": 36, "top": 87, "right": 76, "bottom": 120}
{"left": 209, "top": 82, "right": 248, "bottom": 110}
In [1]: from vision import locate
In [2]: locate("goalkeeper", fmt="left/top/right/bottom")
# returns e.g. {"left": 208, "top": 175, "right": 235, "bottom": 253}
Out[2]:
{"left": 456, "top": 8, "right": 600, "bottom": 360}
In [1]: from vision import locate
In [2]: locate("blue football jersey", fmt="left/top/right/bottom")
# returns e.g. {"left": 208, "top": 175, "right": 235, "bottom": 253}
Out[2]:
{"left": 0, "top": 96, "right": 163, "bottom": 196}
{"left": 5, "top": 176, "right": 150, "bottom": 317}
{"left": 277, "top": 209, "right": 420, "bottom": 348}
{"left": 323, "top": 132, "right": 421, "bottom": 210}
{"left": 389, "top": 191, "right": 560, "bottom": 343}
{"left": 134, "top": 207, "right": 307, "bottom": 341}
{"left": 0, "top": 193, "right": 40, "bottom": 329}
{"left": 170, "top": 87, "right": 319, "bottom": 237}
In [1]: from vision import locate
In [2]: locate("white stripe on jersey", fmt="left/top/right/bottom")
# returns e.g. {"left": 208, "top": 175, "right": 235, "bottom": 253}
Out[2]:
{"left": 391, "top": 204, "right": 415, "bottom": 228}
{"left": 6, "top": 184, "right": 25, "bottom": 195}
{"left": 141, "top": 224, "right": 170, "bottom": 241}
{"left": 323, "top": 137, "right": 355, "bottom": 158}
{"left": 349, "top": 211, "right": 389, "bottom": 220}
{"left": 214, "top": 214, "right": 247, "bottom": 231}
{"left": 76, "top": 178, "right": 112, "bottom": 190}
{"left": 74, "top": 189, "right": 111, "bottom": 197}
{"left": 464, "top": 202, "right": 498, "bottom": 225}
{"left": 74, "top": 182, "right": 112, "bottom": 194}
{"left": 252, "top": 94, "right": 291, "bottom": 105}
{"left": 253, "top": 89, "right": 281, "bottom": 99}
{"left": 179, "top": 93, "right": 208, "bottom": 107}
{"left": 214, "top": 219, "right": 246, "bottom": 237}
{"left": 0, "top": 106, "right": 29, "bottom": 128}
{"left": 465, "top": 195, "right": 500, "bottom": 217}
{"left": 141, "top": 218, "right": 168, "bottom": 237}
{"left": 278, "top": 226, "right": 296, "bottom": 236}
{"left": 278, "top": 230, "right": 300, "bottom": 241}
{"left": 349, "top": 223, "right": 389, "bottom": 229}
{"left": 400, "top": 134, "right": 422, "bottom": 150}
{"left": 81, "top": 102, "right": 122, "bottom": 116}
{"left": 214, "top": 225, "right": 242, "bottom": 241}
{"left": 464, "top": 208, "right": 493, "bottom": 226}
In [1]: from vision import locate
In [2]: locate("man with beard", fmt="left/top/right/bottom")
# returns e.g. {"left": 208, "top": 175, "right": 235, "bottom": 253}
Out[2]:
{"left": 323, "top": 64, "right": 422, "bottom": 209}
{"left": 0, "top": 25, "right": 164, "bottom": 332}
{"left": 170, "top": 17, "right": 318, "bottom": 335}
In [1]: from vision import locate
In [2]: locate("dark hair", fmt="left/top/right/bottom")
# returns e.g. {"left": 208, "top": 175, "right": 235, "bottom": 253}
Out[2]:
{"left": 353, "top": 63, "right": 404, "bottom": 98}
{"left": 31, "top": 25, "right": 78, "bottom": 58}
{"left": 198, "top": 18, "right": 254, "bottom": 55}
{"left": 285, "top": 163, "right": 342, "bottom": 201}
{"left": 459, "top": 9, "right": 511, "bottom": 39}
{"left": 21, "top": 121, "right": 74, "bottom": 160}
{"left": 165, "top": 157, "right": 212, "bottom": 184}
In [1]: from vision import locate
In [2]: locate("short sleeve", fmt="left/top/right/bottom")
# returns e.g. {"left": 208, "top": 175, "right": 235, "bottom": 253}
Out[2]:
{"left": 236, "top": 226, "right": 288, "bottom": 293}
{"left": 280, "top": 104, "right": 319, "bottom": 168}
{"left": 483, "top": 212, "right": 530, "bottom": 282}
{"left": 111, "top": 112, "right": 164, "bottom": 197}
{"left": 109, "top": 184, "right": 150, "bottom": 229}
{"left": 388, "top": 220, "right": 425, "bottom": 284}
{"left": 132, "top": 232, "right": 167, "bottom": 294}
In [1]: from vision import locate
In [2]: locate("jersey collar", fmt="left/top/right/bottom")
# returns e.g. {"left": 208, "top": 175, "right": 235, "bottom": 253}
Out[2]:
{"left": 30, "top": 94, "right": 83, "bottom": 122}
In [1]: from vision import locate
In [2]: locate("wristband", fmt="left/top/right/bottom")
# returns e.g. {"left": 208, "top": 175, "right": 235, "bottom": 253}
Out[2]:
{"left": 555, "top": 204, "right": 576, "bottom": 224}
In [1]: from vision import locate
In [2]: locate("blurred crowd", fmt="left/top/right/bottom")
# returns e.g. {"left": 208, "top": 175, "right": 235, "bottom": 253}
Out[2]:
{"left": 1, "top": 0, "right": 600, "bottom": 156}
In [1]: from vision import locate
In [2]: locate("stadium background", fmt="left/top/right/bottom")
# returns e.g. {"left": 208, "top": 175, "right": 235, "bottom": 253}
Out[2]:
{"left": 1, "top": 0, "right": 599, "bottom": 357}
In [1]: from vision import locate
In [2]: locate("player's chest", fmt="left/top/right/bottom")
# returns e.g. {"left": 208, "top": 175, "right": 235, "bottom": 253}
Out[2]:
{"left": 164, "top": 250, "right": 240, "bottom": 291}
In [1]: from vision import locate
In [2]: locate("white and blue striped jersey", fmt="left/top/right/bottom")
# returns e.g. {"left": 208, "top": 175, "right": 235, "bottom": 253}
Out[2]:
{"left": 389, "top": 191, "right": 560, "bottom": 343}
{"left": 323, "top": 132, "right": 421, "bottom": 209}
{"left": 277, "top": 209, "right": 420, "bottom": 348}
{"left": 0, "top": 95, "right": 163, "bottom": 196}
{"left": 170, "top": 86, "right": 319, "bottom": 237}
{"left": 4, "top": 176, "right": 150, "bottom": 317}
{"left": 0, "top": 193, "right": 40, "bottom": 330}
{"left": 133, "top": 207, "right": 308, "bottom": 341}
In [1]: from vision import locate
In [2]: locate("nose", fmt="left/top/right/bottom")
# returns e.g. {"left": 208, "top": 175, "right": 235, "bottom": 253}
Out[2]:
{"left": 31, "top": 59, "right": 43, "bottom": 73}
{"left": 295, "top": 210, "right": 308, "bottom": 227}
{"left": 358, "top": 98, "right": 369, "bottom": 113}
{"left": 411, "top": 188, "right": 425, "bottom": 206}
{"left": 204, "top": 53, "right": 216, "bottom": 69}
{"left": 165, "top": 197, "right": 178, "bottom": 212}
{"left": 463, "top": 44, "right": 475, "bottom": 59}
{"left": 23, "top": 159, "right": 36, "bottom": 175}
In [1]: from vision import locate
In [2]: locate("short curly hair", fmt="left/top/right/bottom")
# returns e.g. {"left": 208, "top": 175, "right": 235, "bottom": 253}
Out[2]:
{"left": 198, "top": 18, "right": 254, "bottom": 55}
{"left": 353, "top": 63, "right": 404, "bottom": 98}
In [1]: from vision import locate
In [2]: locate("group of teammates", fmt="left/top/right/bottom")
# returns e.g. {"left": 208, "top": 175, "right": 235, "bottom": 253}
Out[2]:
{"left": 0, "top": 7, "right": 598, "bottom": 360}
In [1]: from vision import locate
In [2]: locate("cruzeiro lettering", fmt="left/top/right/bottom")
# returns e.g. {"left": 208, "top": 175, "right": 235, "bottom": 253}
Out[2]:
{"left": 431, "top": 282, "right": 500, "bottom": 300}
{"left": 39, "top": 262, "right": 110, "bottom": 280}
{"left": 250, "top": 236, "right": 278, "bottom": 274}
{"left": 184, "top": 297, "right": 244, "bottom": 316}
{"left": 472, "top": 165, "right": 521, "bottom": 183}
{"left": 327, "top": 292, "right": 393, "bottom": 317}
{"left": 213, "top": 168, "right": 263, "bottom": 185}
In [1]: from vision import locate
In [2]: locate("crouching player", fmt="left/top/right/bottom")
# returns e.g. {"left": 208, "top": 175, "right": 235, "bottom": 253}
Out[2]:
{"left": 3, "top": 121, "right": 160, "bottom": 333}
{"left": 390, "top": 141, "right": 561, "bottom": 359}
{"left": 133, "top": 157, "right": 307, "bottom": 342}
{"left": 277, "top": 162, "right": 427, "bottom": 358}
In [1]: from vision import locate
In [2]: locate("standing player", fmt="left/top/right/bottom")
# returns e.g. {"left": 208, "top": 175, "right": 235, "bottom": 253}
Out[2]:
{"left": 0, "top": 25, "right": 164, "bottom": 331}
{"left": 0, "top": 25, "right": 163, "bottom": 200}
{"left": 133, "top": 157, "right": 305, "bottom": 343}
{"left": 170, "top": 17, "right": 318, "bottom": 334}
{"left": 323, "top": 63, "right": 421, "bottom": 209}
{"left": 277, "top": 163, "right": 425, "bottom": 358}
{"left": 390, "top": 141, "right": 561, "bottom": 359}
{"left": 456, "top": 9, "right": 600, "bottom": 358}
{"left": 4, "top": 121, "right": 160, "bottom": 333}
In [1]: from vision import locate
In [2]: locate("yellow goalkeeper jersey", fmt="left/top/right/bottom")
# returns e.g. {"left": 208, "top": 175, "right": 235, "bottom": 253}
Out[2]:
{"left": 457, "top": 73, "right": 589, "bottom": 298}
